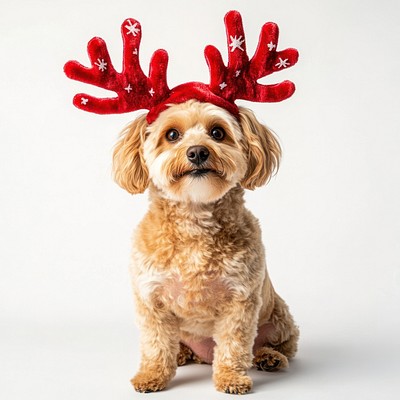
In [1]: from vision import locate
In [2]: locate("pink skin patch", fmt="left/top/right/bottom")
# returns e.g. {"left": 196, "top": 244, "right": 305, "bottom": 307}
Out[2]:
{"left": 181, "top": 323, "right": 276, "bottom": 364}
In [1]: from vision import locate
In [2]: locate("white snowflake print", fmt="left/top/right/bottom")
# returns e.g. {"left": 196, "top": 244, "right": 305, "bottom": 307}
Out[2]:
{"left": 133, "top": 48, "right": 138, "bottom": 55}
{"left": 275, "top": 58, "right": 290, "bottom": 68}
{"left": 125, "top": 20, "right": 140, "bottom": 36}
{"left": 94, "top": 58, "right": 107, "bottom": 72}
{"left": 219, "top": 82, "right": 227, "bottom": 90}
{"left": 124, "top": 84, "right": 133, "bottom": 93}
{"left": 229, "top": 35, "right": 245, "bottom": 52}
{"left": 81, "top": 97, "right": 89, "bottom": 105}
{"left": 235, "top": 70, "right": 241, "bottom": 77}
{"left": 267, "top": 41, "right": 276, "bottom": 51}
{"left": 149, "top": 88, "right": 155, "bottom": 96}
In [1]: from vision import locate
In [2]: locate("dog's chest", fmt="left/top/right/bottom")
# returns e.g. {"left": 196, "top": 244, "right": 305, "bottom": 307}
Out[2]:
{"left": 136, "top": 249, "right": 232, "bottom": 305}
{"left": 163, "top": 271, "right": 230, "bottom": 311}
{"left": 133, "top": 237, "right": 249, "bottom": 314}
{"left": 133, "top": 200, "right": 262, "bottom": 315}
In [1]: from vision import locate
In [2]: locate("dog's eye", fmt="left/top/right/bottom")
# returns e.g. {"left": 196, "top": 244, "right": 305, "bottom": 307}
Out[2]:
{"left": 165, "top": 129, "right": 180, "bottom": 142}
{"left": 210, "top": 127, "right": 225, "bottom": 141}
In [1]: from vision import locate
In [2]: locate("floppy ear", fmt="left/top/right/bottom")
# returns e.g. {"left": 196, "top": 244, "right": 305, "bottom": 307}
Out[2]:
{"left": 112, "top": 114, "right": 149, "bottom": 194}
{"left": 239, "top": 107, "right": 282, "bottom": 190}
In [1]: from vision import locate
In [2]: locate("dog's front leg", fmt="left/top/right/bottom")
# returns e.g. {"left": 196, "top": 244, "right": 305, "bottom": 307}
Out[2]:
{"left": 212, "top": 295, "right": 260, "bottom": 394}
{"left": 131, "top": 298, "right": 180, "bottom": 393}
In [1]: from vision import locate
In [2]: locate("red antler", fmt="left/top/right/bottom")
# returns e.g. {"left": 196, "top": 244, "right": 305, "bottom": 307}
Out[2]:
{"left": 65, "top": 12, "right": 298, "bottom": 122}
{"left": 205, "top": 11, "right": 299, "bottom": 104}
{"left": 64, "top": 18, "right": 170, "bottom": 114}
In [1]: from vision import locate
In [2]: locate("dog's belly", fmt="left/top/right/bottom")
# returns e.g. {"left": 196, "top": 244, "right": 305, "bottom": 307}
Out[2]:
{"left": 181, "top": 322, "right": 278, "bottom": 364}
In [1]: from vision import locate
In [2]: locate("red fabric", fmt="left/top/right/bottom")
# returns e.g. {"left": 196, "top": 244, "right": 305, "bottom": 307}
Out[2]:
{"left": 64, "top": 11, "right": 298, "bottom": 123}
{"left": 147, "top": 82, "right": 240, "bottom": 123}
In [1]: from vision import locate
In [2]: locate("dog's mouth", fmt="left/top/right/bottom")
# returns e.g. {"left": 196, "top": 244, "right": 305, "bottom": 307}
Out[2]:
{"left": 174, "top": 168, "right": 222, "bottom": 179}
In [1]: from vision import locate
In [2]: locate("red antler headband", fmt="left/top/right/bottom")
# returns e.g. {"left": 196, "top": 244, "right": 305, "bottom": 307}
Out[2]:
{"left": 64, "top": 11, "right": 298, "bottom": 124}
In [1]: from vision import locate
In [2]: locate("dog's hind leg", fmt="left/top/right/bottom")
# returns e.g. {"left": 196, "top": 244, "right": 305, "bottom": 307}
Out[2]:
{"left": 267, "top": 293, "right": 299, "bottom": 359}
{"left": 253, "top": 346, "right": 289, "bottom": 371}
{"left": 272, "top": 328, "right": 300, "bottom": 360}
{"left": 253, "top": 293, "right": 299, "bottom": 371}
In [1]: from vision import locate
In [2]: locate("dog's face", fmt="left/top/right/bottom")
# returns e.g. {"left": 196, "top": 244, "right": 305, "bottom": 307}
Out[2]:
{"left": 143, "top": 101, "right": 247, "bottom": 203}
{"left": 113, "top": 100, "right": 281, "bottom": 203}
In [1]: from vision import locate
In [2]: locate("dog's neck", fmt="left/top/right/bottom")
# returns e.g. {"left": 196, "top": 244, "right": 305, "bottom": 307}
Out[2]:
{"left": 147, "top": 183, "right": 246, "bottom": 235}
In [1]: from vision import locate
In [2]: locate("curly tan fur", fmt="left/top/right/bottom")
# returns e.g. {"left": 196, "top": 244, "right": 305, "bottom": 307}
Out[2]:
{"left": 113, "top": 114, "right": 149, "bottom": 194}
{"left": 239, "top": 108, "right": 281, "bottom": 190}
{"left": 112, "top": 100, "right": 299, "bottom": 394}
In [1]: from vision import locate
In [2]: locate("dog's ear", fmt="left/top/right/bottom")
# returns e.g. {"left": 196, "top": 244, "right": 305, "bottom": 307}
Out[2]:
{"left": 238, "top": 107, "right": 281, "bottom": 190}
{"left": 112, "top": 114, "right": 149, "bottom": 194}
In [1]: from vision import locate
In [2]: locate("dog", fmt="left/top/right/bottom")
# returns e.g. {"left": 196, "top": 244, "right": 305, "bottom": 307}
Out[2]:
{"left": 112, "top": 99, "right": 299, "bottom": 394}
{"left": 63, "top": 9, "right": 300, "bottom": 395}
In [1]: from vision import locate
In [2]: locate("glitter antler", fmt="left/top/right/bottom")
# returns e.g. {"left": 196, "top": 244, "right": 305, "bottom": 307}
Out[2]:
{"left": 64, "top": 18, "right": 170, "bottom": 114}
{"left": 64, "top": 11, "right": 298, "bottom": 122}
{"left": 205, "top": 10, "right": 298, "bottom": 104}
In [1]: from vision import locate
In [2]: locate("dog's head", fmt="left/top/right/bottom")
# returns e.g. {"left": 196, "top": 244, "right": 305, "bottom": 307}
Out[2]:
{"left": 113, "top": 100, "right": 281, "bottom": 203}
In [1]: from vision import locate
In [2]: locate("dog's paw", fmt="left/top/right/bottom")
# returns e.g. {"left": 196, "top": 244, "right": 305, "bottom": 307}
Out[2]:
{"left": 131, "top": 371, "right": 171, "bottom": 393}
{"left": 214, "top": 371, "right": 253, "bottom": 395}
{"left": 253, "top": 347, "right": 289, "bottom": 372}
{"left": 177, "top": 342, "right": 194, "bottom": 366}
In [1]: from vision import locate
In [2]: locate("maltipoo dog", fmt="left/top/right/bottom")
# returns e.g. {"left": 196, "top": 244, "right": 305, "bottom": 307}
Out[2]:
{"left": 64, "top": 10, "right": 299, "bottom": 395}
{"left": 112, "top": 100, "right": 299, "bottom": 394}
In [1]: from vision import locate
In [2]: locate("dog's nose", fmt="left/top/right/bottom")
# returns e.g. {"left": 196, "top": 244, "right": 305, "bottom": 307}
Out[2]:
{"left": 186, "top": 146, "right": 209, "bottom": 165}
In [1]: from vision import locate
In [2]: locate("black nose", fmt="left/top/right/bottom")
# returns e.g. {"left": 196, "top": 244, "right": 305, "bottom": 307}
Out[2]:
{"left": 186, "top": 146, "right": 209, "bottom": 165}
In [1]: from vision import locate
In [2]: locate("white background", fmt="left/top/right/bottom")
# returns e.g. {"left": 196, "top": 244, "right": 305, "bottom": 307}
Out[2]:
{"left": 1, "top": 0, "right": 400, "bottom": 399}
